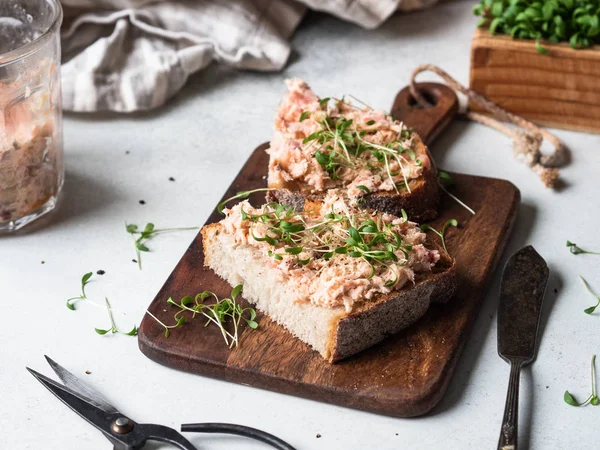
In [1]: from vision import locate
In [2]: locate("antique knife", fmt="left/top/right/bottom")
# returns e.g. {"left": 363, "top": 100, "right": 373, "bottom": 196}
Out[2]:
{"left": 496, "top": 246, "right": 549, "bottom": 450}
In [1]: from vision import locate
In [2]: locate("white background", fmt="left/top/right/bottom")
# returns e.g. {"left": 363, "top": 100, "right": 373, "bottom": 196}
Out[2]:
{"left": 2, "top": 2, "right": 600, "bottom": 449}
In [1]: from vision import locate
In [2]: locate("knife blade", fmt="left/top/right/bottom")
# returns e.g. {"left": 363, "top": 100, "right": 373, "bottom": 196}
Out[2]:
{"left": 496, "top": 245, "right": 549, "bottom": 450}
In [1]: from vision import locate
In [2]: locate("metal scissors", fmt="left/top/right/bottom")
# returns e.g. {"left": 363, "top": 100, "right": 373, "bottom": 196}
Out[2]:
{"left": 27, "top": 356, "right": 296, "bottom": 450}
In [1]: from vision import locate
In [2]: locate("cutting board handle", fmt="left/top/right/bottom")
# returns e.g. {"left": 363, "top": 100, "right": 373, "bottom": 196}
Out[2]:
{"left": 391, "top": 82, "right": 459, "bottom": 145}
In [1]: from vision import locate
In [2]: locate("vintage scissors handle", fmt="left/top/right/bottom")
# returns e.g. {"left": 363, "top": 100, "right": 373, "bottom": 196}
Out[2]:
{"left": 102, "top": 418, "right": 197, "bottom": 450}
{"left": 135, "top": 424, "right": 196, "bottom": 450}
{"left": 182, "top": 423, "right": 296, "bottom": 450}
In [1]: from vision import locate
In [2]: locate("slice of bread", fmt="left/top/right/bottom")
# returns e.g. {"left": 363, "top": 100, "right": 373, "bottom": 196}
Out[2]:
{"left": 266, "top": 78, "right": 440, "bottom": 223}
{"left": 202, "top": 198, "right": 456, "bottom": 362}
{"left": 267, "top": 132, "right": 440, "bottom": 223}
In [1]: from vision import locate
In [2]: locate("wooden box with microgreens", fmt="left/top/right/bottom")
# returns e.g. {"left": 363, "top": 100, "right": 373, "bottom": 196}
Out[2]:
{"left": 470, "top": 1, "right": 600, "bottom": 134}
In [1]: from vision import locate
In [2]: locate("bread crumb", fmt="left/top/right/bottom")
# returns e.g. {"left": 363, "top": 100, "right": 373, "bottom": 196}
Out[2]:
{"left": 97, "top": 270, "right": 105, "bottom": 275}
{"left": 139, "top": 200, "right": 146, "bottom": 205}
{"left": 40, "top": 260, "right": 45, "bottom": 264}
{"left": 85, "top": 370, "right": 91, "bottom": 375}
{"left": 316, "top": 434, "right": 321, "bottom": 439}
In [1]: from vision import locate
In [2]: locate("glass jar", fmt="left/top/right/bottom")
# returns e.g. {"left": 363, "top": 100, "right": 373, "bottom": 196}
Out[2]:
{"left": 0, "top": 0, "right": 63, "bottom": 232}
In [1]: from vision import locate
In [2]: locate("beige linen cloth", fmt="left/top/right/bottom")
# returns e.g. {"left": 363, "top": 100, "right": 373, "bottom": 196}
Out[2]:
{"left": 60, "top": 0, "right": 437, "bottom": 112}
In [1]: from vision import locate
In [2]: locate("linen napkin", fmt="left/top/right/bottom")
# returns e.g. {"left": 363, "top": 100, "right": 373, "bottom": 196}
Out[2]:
{"left": 60, "top": 0, "right": 437, "bottom": 112}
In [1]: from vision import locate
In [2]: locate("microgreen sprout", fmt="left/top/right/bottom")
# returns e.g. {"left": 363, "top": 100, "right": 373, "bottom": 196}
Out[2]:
{"left": 564, "top": 355, "right": 599, "bottom": 407}
{"left": 299, "top": 111, "right": 311, "bottom": 122}
{"left": 148, "top": 285, "right": 258, "bottom": 347}
{"left": 217, "top": 188, "right": 276, "bottom": 215}
{"left": 438, "top": 171, "right": 476, "bottom": 215}
{"left": 66, "top": 272, "right": 93, "bottom": 310}
{"left": 578, "top": 275, "right": 600, "bottom": 315}
{"left": 126, "top": 222, "right": 198, "bottom": 270}
{"left": 420, "top": 219, "right": 459, "bottom": 253}
{"left": 94, "top": 298, "right": 138, "bottom": 336}
{"left": 474, "top": 0, "right": 600, "bottom": 53}
{"left": 567, "top": 241, "right": 600, "bottom": 255}
{"left": 299, "top": 101, "right": 419, "bottom": 193}
{"left": 238, "top": 201, "right": 414, "bottom": 285}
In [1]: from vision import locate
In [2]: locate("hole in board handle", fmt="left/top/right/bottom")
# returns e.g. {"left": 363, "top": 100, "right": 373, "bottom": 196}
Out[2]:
{"left": 407, "top": 90, "right": 438, "bottom": 109}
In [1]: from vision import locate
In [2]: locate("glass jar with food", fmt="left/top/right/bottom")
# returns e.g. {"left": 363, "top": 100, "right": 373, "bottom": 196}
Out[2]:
{"left": 0, "top": 0, "right": 63, "bottom": 232}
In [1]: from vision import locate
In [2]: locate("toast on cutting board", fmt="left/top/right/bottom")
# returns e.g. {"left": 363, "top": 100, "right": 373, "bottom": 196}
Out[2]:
{"left": 266, "top": 79, "right": 440, "bottom": 223}
{"left": 202, "top": 193, "right": 456, "bottom": 362}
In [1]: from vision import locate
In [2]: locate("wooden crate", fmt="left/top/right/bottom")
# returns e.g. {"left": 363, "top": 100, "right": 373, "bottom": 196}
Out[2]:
{"left": 470, "top": 28, "right": 600, "bottom": 134}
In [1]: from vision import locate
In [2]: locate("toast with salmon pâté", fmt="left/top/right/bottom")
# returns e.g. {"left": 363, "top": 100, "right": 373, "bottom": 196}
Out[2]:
{"left": 202, "top": 192, "right": 456, "bottom": 362}
{"left": 266, "top": 79, "right": 440, "bottom": 223}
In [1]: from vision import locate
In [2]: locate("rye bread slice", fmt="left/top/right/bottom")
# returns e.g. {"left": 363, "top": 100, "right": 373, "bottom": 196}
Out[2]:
{"left": 267, "top": 133, "right": 440, "bottom": 223}
{"left": 202, "top": 221, "right": 456, "bottom": 363}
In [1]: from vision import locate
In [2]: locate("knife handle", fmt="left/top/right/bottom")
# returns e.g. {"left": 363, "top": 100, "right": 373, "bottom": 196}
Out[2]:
{"left": 497, "top": 360, "right": 523, "bottom": 450}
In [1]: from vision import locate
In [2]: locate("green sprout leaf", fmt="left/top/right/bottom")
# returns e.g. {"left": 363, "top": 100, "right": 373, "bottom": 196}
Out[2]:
{"left": 421, "top": 219, "right": 459, "bottom": 254}
{"left": 579, "top": 275, "right": 600, "bottom": 315}
{"left": 299, "top": 111, "right": 311, "bottom": 122}
{"left": 147, "top": 285, "right": 258, "bottom": 348}
{"left": 567, "top": 240, "right": 600, "bottom": 255}
{"left": 564, "top": 355, "right": 598, "bottom": 407}
{"left": 217, "top": 188, "right": 275, "bottom": 215}
{"left": 66, "top": 272, "right": 94, "bottom": 310}
{"left": 474, "top": 0, "right": 600, "bottom": 52}
{"left": 94, "top": 298, "right": 139, "bottom": 337}
{"left": 535, "top": 38, "right": 550, "bottom": 54}
{"left": 126, "top": 222, "right": 198, "bottom": 269}
{"left": 356, "top": 185, "right": 371, "bottom": 194}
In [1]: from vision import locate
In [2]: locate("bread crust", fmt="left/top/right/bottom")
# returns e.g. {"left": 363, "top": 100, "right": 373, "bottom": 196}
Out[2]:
{"left": 267, "top": 134, "right": 440, "bottom": 223}
{"left": 329, "top": 239, "right": 456, "bottom": 362}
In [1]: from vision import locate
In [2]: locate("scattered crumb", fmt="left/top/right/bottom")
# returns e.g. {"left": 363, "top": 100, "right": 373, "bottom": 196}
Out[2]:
{"left": 546, "top": 386, "right": 549, "bottom": 389}
{"left": 85, "top": 370, "right": 91, "bottom": 375}
{"left": 262, "top": 175, "right": 267, "bottom": 180}
{"left": 316, "top": 434, "right": 321, "bottom": 439}
{"left": 132, "top": 259, "right": 137, "bottom": 263}
{"left": 554, "top": 288, "right": 558, "bottom": 294}
{"left": 139, "top": 200, "right": 146, "bottom": 205}
{"left": 97, "top": 270, "right": 106, "bottom": 275}
{"left": 169, "top": 177, "right": 175, "bottom": 182}
{"left": 125, "top": 150, "right": 130, "bottom": 154}
{"left": 40, "top": 260, "right": 45, "bottom": 264}
{"left": 395, "top": 433, "right": 399, "bottom": 436}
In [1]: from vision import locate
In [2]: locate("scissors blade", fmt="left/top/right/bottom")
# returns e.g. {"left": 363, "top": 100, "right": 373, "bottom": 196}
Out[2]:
{"left": 44, "top": 355, "right": 119, "bottom": 414}
{"left": 27, "top": 367, "right": 119, "bottom": 435}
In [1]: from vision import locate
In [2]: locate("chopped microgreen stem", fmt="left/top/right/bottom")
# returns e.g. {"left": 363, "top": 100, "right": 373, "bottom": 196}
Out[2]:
{"left": 564, "top": 355, "right": 598, "bottom": 407}
{"left": 579, "top": 275, "right": 600, "bottom": 315}
{"left": 126, "top": 222, "right": 198, "bottom": 270}
{"left": 217, "top": 188, "right": 276, "bottom": 214}
{"left": 66, "top": 272, "right": 93, "bottom": 310}
{"left": 420, "top": 219, "right": 458, "bottom": 253}
{"left": 148, "top": 285, "right": 258, "bottom": 347}
{"left": 438, "top": 171, "right": 476, "bottom": 215}
{"left": 94, "top": 298, "right": 138, "bottom": 337}
{"left": 567, "top": 240, "right": 600, "bottom": 256}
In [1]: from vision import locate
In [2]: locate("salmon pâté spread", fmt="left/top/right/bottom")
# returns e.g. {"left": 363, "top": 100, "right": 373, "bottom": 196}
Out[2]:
{"left": 267, "top": 79, "right": 430, "bottom": 198}
{"left": 221, "top": 192, "right": 440, "bottom": 312}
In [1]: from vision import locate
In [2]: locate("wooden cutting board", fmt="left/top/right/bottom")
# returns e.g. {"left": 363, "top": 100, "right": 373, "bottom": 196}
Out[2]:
{"left": 138, "top": 83, "right": 520, "bottom": 417}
